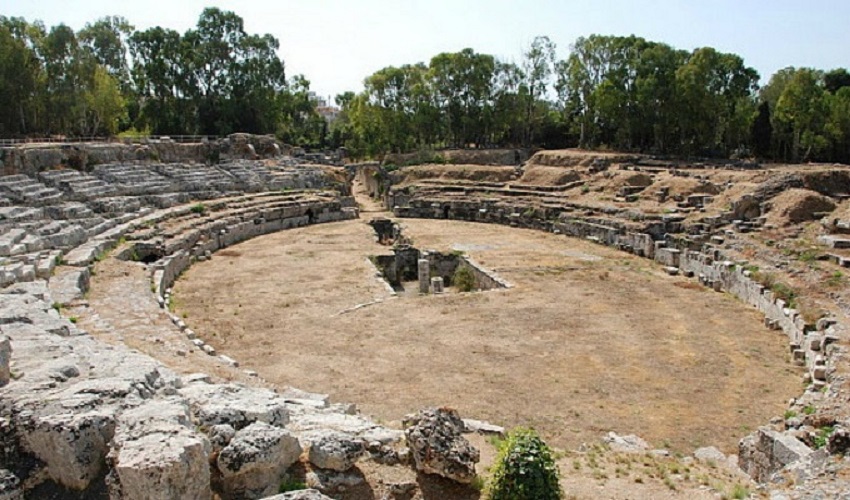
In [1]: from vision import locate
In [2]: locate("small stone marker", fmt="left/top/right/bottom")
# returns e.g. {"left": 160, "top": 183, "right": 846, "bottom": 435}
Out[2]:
{"left": 431, "top": 277, "right": 444, "bottom": 294}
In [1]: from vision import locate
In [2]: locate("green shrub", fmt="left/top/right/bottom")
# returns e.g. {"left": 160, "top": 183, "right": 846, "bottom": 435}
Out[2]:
{"left": 278, "top": 478, "right": 307, "bottom": 493}
{"left": 453, "top": 266, "right": 476, "bottom": 292}
{"left": 487, "top": 427, "right": 561, "bottom": 500}
{"left": 190, "top": 203, "right": 206, "bottom": 215}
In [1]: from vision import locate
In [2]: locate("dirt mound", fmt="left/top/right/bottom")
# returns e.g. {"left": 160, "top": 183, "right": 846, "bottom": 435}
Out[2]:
{"left": 383, "top": 149, "right": 527, "bottom": 167}
{"left": 390, "top": 164, "right": 516, "bottom": 185}
{"left": 764, "top": 188, "right": 836, "bottom": 226}
{"left": 442, "top": 149, "right": 527, "bottom": 166}
{"left": 528, "top": 149, "right": 643, "bottom": 168}
{"left": 589, "top": 171, "right": 655, "bottom": 194}
{"left": 516, "top": 165, "right": 581, "bottom": 186}
{"left": 802, "top": 170, "right": 850, "bottom": 197}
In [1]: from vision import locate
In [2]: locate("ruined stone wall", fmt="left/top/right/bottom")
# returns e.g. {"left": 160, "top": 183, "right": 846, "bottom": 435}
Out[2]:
{"left": 0, "top": 142, "right": 214, "bottom": 176}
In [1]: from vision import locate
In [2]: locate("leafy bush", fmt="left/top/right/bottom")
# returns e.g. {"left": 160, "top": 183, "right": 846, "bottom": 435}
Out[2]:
{"left": 453, "top": 266, "right": 476, "bottom": 292}
{"left": 487, "top": 427, "right": 561, "bottom": 500}
{"left": 190, "top": 203, "right": 206, "bottom": 215}
{"left": 278, "top": 478, "right": 307, "bottom": 493}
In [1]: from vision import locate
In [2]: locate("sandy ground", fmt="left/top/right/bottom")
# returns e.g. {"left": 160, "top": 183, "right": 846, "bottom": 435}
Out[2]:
{"left": 174, "top": 215, "right": 801, "bottom": 455}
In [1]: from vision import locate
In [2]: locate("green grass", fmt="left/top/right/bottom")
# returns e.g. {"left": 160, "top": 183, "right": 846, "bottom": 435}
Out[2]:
{"left": 190, "top": 203, "right": 207, "bottom": 215}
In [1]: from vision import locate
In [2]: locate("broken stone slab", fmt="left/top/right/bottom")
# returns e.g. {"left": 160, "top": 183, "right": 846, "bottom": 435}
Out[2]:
{"left": 47, "top": 267, "right": 90, "bottom": 306}
{"left": 739, "top": 427, "right": 813, "bottom": 482}
{"left": 305, "top": 431, "right": 365, "bottom": 471}
{"left": 179, "top": 382, "right": 290, "bottom": 430}
{"left": 403, "top": 408, "right": 479, "bottom": 484}
{"left": 602, "top": 432, "right": 649, "bottom": 453}
{"left": 280, "top": 387, "right": 329, "bottom": 409}
{"left": 286, "top": 411, "right": 402, "bottom": 446}
{"left": 462, "top": 418, "right": 505, "bottom": 436}
{"left": 217, "top": 421, "right": 302, "bottom": 499}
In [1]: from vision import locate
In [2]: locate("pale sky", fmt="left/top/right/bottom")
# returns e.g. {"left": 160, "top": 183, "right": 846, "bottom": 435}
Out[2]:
{"left": 2, "top": 0, "right": 848, "bottom": 103}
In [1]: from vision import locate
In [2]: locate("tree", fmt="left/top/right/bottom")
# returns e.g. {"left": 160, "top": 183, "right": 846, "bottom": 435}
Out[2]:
{"left": 774, "top": 68, "right": 828, "bottom": 162}
{"left": 824, "top": 68, "right": 850, "bottom": 94}
{"left": 0, "top": 17, "right": 42, "bottom": 135}
{"left": 522, "top": 36, "right": 556, "bottom": 146}
{"left": 85, "top": 66, "right": 126, "bottom": 135}
{"left": 751, "top": 101, "right": 772, "bottom": 158}
{"left": 78, "top": 16, "right": 133, "bottom": 91}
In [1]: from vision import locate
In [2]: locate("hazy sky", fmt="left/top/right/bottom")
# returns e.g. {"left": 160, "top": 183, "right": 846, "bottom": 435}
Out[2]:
{"left": 2, "top": 0, "right": 848, "bottom": 103}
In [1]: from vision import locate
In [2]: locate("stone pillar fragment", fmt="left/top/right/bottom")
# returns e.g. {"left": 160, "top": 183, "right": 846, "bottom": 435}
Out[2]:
{"left": 418, "top": 259, "right": 430, "bottom": 294}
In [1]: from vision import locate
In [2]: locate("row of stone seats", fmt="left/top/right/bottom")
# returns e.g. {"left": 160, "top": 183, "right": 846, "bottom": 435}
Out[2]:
{"left": 92, "top": 163, "right": 175, "bottom": 196}
{"left": 0, "top": 186, "right": 401, "bottom": 498}
{"left": 150, "top": 163, "right": 241, "bottom": 194}
{"left": 38, "top": 169, "right": 119, "bottom": 201}
{"left": 0, "top": 174, "right": 64, "bottom": 206}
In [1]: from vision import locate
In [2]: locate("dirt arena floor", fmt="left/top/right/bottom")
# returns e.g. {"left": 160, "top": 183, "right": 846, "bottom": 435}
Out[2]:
{"left": 174, "top": 217, "right": 801, "bottom": 453}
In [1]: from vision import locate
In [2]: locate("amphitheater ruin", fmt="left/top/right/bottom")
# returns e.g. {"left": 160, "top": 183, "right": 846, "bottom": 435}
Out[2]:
{"left": 1, "top": 134, "right": 849, "bottom": 499}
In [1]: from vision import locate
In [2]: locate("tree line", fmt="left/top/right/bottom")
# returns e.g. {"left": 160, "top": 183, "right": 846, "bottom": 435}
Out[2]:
{"left": 0, "top": 8, "right": 326, "bottom": 145}
{"left": 334, "top": 35, "right": 850, "bottom": 163}
{"left": 1, "top": 8, "right": 848, "bottom": 163}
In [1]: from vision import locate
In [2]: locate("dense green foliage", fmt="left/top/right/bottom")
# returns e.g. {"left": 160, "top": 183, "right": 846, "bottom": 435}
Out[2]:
{"left": 1, "top": 9, "right": 848, "bottom": 162}
{"left": 487, "top": 428, "right": 561, "bottom": 500}
{"left": 337, "top": 35, "right": 850, "bottom": 162}
{"left": 0, "top": 9, "right": 326, "bottom": 145}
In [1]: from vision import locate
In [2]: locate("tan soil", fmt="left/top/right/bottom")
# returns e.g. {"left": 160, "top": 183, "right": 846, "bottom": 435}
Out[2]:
{"left": 764, "top": 188, "right": 837, "bottom": 227}
{"left": 391, "top": 164, "right": 516, "bottom": 185}
{"left": 173, "top": 216, "right": 801, "bottom": 455}
{"left": 516, "top": 165, "right": 581, "bottom": 186}
{"left": 528, "top": 149, "right": 644, "bottom": 167}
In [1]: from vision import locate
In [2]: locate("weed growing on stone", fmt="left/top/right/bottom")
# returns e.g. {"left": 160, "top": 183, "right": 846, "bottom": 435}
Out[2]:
{"left": 190, "top": 203, "right": 207, "bottom": 215}
{"left": 278, "top": 478, "right": 306, "bottom": 493}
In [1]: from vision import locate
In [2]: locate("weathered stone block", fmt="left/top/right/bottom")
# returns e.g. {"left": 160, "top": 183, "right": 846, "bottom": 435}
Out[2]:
{"left": 217, "top": 422, "right": 302, "bottom": 499}
{"left": 403, "top": 408, "right": 479, "bottom": 484}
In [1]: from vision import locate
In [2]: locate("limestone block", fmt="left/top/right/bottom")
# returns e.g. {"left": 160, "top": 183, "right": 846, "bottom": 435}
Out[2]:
{"left": 602, "top": 432, "right": 649, "bottom": 453}
{"left": 739, "top": 427, "right": 812, "bottom": 482}
{"left": 0, "top": 336, "right": 10, "bottom": 387}
{"left": 694, "top": 446, "right": 726, "bottom": 464}
{"left": 180, "top": 382, "right": 290, "bottom": 430}
{"left": 306, "top": 432, "right": 365, "bottom": 471}
{"left": 403, "top": 408, "right": 479, "bottom": 484}
{"left": 22, "top": 410, "right": 116, "bottom": 490}
{"left": 47, "top": 267, "right": 90, "bottom": 306}
{"left": 217, "top": 422, "right": 302, "bottom": 499}
{"left": 0, "top": 469, "right": 22, "bottom": 500}
{"left": 110, "top": 426, "right": 211, "bottom": 500}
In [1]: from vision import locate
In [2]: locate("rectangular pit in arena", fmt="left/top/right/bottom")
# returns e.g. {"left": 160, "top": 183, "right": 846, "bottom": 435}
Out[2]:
{"left": 367, "top": 217, "right": 511, "bottom": 295}
{"left": 370, "top": 245, "right": 510, "bottom": 295}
